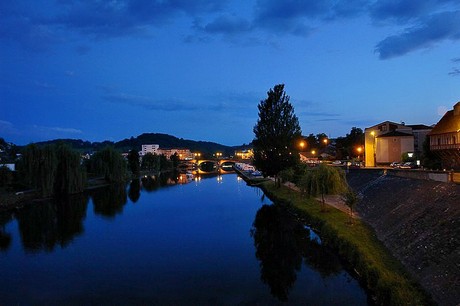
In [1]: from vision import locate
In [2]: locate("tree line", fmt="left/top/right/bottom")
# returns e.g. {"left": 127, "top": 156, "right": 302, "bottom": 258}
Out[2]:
{"left": 0, "top": 144, "right": 175, "bottom": 198}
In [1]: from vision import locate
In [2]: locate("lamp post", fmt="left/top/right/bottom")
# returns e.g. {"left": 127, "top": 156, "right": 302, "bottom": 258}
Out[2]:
{"left": 357, "top": 146, "right": 363, "bottom": 161}
{"left": 370, "top": 131, "right": 376, "bottom": 167}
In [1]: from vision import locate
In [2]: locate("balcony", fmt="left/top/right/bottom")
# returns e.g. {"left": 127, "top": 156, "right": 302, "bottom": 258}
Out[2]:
{"left": 431, "top": 143, "right": 460, "bottom": 150}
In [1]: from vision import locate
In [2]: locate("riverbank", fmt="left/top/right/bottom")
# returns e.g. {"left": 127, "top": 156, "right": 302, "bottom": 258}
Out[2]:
{"left": 346, "top": 169, "right": 460, "bottom": 306}
{"left": 259, "top": 180, "right": 433, "bottom": 305}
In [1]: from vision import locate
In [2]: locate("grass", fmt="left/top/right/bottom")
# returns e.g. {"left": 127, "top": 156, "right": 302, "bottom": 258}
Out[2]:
{"left": 261, "top": 181, "right": 434, "bottom": 306}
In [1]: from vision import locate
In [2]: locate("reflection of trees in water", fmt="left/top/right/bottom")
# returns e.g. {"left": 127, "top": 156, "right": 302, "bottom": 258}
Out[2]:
{"left": 128, "top": 179, "right": 141, "bottom": 203}
{"left": 15, "top": 194, "right": 88, "bottom": 252}
{"left": 141, "top": 171, "right": 179, "bottom": 193}
{"left": 251, "top": 204, "right": 342, "bottom": 302}
{"left": 0, "top": 212, "right": 13, "bottom": 251}
{"left": 141, "top": 176, "right": 160, "bottom": 192}
{"left": 91, "top": 184, "right": 127, "bottom": 217}
{"left": 251, "top": 204, "right": 306, "bottom": 301}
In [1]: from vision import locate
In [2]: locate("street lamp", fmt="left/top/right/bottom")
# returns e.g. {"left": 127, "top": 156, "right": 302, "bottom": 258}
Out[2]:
{"left": 370, "top": 131, "right": 376, "bottom": 167}
{"left": 323, "top": 138, "right": 328, "bottom": 146}
{"left": 299, "top": 140, "right": 306, "bottom": 151}
{"left": 357, "top": 146, "right": 363, "bottom": 161}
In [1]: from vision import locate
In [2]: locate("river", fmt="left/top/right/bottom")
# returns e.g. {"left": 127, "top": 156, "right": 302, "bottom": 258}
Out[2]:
{"left": 0, "top": 173, "right": 369, "bottom": 305}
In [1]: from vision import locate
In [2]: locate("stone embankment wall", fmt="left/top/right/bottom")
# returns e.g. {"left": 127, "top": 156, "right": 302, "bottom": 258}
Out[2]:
{"left": 387, "top": 168, "right": 454, "bottom": 183}
{"left": 346, "top": 169, "right": 459, "bottom": 306}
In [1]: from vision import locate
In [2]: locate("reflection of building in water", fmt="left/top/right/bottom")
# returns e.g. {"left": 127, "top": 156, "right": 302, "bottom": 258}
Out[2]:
{"left": 176, "top": 172, "right": 194, "bottom": 184}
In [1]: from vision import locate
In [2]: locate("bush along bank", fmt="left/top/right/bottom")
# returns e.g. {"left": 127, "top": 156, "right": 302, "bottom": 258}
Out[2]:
{"left": 260, "top": 181, "right": 434, "bottom": 306}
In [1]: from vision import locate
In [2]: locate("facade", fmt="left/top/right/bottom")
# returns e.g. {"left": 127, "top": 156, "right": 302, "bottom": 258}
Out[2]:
{"left": 365, "top": 121, "right": 414, "bottom": 166}
{"left": 407, "top": 124, "right": 433, "bottom": 155}
{"left": 158, "top": 148, "right": 193, "bottom": 160}
{"left": 234, "top": 149, "right": 254, "bottom": 160}
{"left": 428, "top": 102, "right": 460, "bottom": 170}
{"left": 141, "top": 144, "right": 159, "bottom": 156}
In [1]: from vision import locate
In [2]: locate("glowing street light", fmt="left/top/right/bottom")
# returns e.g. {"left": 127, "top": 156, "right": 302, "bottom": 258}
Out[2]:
{"left": 357, "top": 146, "right": 363, "bottom": 161}
{"left": 299, "top": 140, "right": 306, "bottom": 150}
{"left": 370, "top": 131, "right": 376, "bottom": 167}
{"left": 323, "top": 138, "right": 328, "bottom": 145}
{"left": 311, "top": 150, "right": 316, "bottom": 155}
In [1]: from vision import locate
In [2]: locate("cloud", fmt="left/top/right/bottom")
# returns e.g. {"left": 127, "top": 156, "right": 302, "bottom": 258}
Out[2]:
{"left": 370, "top": 0, "right": 438, "bottom": 22}
{"left": 298, "top": 111, "right": 340, "bottom": 118}
{"left": 198, "top": 15, "right": 252, "bottom": 35}
{"left": 52, "top": 0, "right": 228, "bottom": 38}
{"left": 448, "top": 67, "right": 460, "bottom": 76}
{"left": 252, "top": 0, "right": 367, "bottom": 36}
{"left": 103, "top": 93, "right": 200, "bottom": 111}
{"left": 1, "top": 0, "right": 459, "bottom": 60}
{"left": 0, "top": 120, "right": 20, "bottom": 137}
{"left": 452, "top": 57, "right": 460, "bottom": 62}
{"left": 33, "top": 125, "right": 83, "bottom": 134}
{"left": 0, "top": 120, "right": 13, "bottom": 127}
{"left": 375, "top": 10, "right": 460, "bottom": 59}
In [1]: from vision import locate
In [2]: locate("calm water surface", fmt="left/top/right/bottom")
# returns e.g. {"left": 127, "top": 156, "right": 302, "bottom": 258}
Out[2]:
{"left": 0, "top": 173, "right": 368, "bottom": 305}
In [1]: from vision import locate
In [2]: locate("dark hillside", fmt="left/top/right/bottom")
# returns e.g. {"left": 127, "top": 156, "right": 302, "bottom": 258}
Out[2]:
{"left": 30, "top": 133, "right": 238, "bottom": 155}
{"left": 115, "top": 133, "right": 232, "bottom": 154}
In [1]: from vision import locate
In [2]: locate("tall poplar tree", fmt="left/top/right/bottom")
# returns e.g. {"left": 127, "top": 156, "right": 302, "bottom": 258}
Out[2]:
{"left": 253, "top": 84, "right": 302, "bottom": 180}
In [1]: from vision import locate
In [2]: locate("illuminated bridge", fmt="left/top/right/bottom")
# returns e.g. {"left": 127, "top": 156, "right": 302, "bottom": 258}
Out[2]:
{"left": 178, "top": 159, "right": 237, "bottom": 174}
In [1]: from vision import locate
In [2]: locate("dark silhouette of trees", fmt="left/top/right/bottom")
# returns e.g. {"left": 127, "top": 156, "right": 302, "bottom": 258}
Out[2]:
{"left": 18, "top": 144, "right": 86, "bottom": 197}
{"left": 335, "top": 127, "right": 364, "bottom": 159}
{"left": 54, "top": 144, "right": 86, "bottom": 195}
{"left": 253, "top": 84, "right": 302, "bottom": 181}
{"left": 251, "top": 204, "right": 343, "bottom": 301}
{"left": 421, "top": 136, "right": 442, "bottom": 170}
{"left": 0, "top": 166, "right": 13, "bottom": 188}
{"left": 128, "top": 178, "right": 141, "bottom": 203}
{"left": 88, "top": 147, "right": 128, "bottom": 183}
{"left": 298, "top": 164, "right": 347, "bottom": 210}
{"left": 141, "top": 152, "right": 160, "bottom": 172}
{"left": 342, "top": 188, "right": 359, "bottom": 223}
{"left": 19, "top": 144, "right": 57, "bottom": 197}
{"left": 15, "top": 194, "right": 88, "bottom": 252}
{"left": 91, "top": 183, "right": 127, "bottom": 217}
{"left": 127, "top": 149, "right": 140, "bottom": 176}
{"left": 251, "top": 204, "right": 306, "bottom": 301}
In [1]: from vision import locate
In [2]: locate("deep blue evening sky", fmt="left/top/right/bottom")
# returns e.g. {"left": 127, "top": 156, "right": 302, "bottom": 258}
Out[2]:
{"left": 1, "top": 0, "right": 459, "bottom": 146}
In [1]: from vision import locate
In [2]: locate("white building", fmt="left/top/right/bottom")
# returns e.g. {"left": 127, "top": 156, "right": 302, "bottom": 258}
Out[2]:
{"left": 141, "top": 144, "right": 159, "bottom": 156}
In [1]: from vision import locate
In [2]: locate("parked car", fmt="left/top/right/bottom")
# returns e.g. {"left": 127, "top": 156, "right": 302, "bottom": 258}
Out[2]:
{"left": 399, "top": 162, "right": 416, "bottom": 169}
{"left": 332, "top": 160, "right": 342, "bottom": 165}
{"left": 390, "top": 162, "right": 400, "bottom": 168}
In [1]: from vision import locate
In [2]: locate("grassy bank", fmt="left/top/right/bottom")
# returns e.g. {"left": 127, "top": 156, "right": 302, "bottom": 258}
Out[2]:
{"left": 260, "top": 181, "right": 433, "bottom": 306}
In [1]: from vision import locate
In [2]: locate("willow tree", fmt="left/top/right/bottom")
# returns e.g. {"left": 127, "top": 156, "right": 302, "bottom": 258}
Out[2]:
{"left": 298, "top": 164, "right": 347, "bottom": 210}
{"left": 89, "top": 147, "right": 128, "bottom": 183}
{"left": 253, "top": 84, "right": 302, "bottom": 183}
{"left": 54, "top": 144, "right": 86, "bottom": 195}
{"left": 19, "top": 144, "right": 57, "bottom": 197}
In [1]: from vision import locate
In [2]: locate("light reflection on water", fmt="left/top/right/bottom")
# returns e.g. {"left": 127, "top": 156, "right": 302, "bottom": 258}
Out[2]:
{"left": 0, "top": 173, "right": 368, "bottom": 305}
